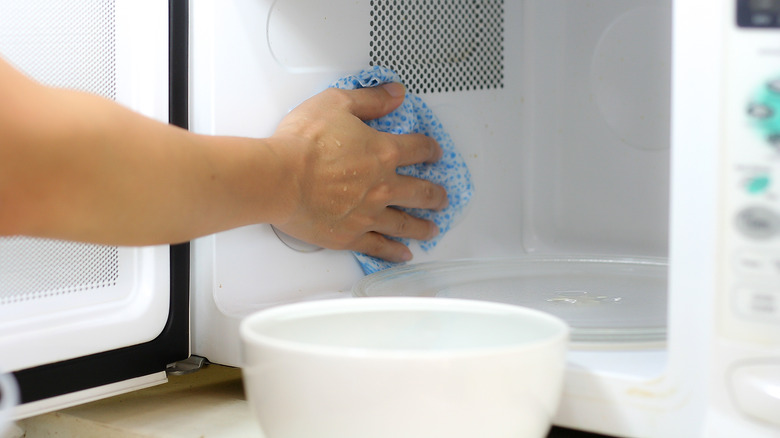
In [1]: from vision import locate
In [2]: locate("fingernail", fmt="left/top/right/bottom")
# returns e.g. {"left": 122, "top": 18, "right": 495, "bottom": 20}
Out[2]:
{"left": 400, "top": 248, "right": 413, "bottom": 262}
{"left": 439, "top": 190, "right": 450, "bottom": 210}
{"left": 381, "top": 82, "right": 405, "bottom": 98}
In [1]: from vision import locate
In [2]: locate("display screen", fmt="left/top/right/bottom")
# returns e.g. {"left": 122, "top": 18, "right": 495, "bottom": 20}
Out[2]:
{"left": 738, "top": 0, "right": 780, "bottom": 28}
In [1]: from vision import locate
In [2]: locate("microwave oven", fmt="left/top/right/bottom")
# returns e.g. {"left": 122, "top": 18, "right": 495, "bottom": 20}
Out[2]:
{"left": 2, "top": 0, "right": 779, "bottom": 437}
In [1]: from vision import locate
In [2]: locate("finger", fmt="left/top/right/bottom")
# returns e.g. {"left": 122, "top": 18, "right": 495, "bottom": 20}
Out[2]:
{"left": 340, "top": 83, "right": 407, "bottom": 121}
{"left": 373, "top": 207, "right": 440, "bottom": 241}
{"left": 383, "top": 132, "right": 443, "bottom": 166}
{"left": 386, "top": 175, "right": 448, "bottom": 211}
{"left": 351, "top": 231, "right": 413, "bottom": 263}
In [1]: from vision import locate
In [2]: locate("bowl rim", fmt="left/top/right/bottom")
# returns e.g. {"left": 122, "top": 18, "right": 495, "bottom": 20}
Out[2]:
{"left": 239, "top": 297, "right": 570, "bottom": 359}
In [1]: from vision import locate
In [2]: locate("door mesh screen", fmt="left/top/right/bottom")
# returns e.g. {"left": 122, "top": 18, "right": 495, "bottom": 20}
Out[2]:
{"left": 0, "top": 0, "right": 116, "bottom": 97}
{"left": 0, "top": 0, "right": 120, "bottom": 305}
{"left": 0, "top": 238, "right": 118, "bottom": 305}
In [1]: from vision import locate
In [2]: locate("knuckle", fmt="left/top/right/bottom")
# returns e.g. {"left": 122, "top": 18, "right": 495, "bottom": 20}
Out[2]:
{"left": 394, "top": 213, "right": 409, "bottom": 235}
{"left": 377, "top": 143, "right": 401, "bottom": 166}
{"left": 423, "top": 184, "right": 437, "bottom": 202}
{"left": 360, "top": 234, "right": 387, "bottom": 257}
{"left": 371, "top": 182, "right": 393, "bottom": 202}
{"left": 414, "top": 134, "right": 439, "bottom": 161}
{"left": 368, "top": 239, "right": 386, "bottom": 256}
{"left": 419, "top": 183, "right": 443, "bottom": 207}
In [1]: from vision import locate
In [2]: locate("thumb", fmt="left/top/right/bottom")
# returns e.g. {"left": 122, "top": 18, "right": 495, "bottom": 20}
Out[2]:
{"left": 346, "top": 82, "right": 406, "bottom": 121}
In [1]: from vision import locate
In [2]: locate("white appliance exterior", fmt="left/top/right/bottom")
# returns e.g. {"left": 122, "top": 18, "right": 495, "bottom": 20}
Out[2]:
{"left": 0, "top": 0, "right": 186, "bottom": 418}
{"left": 188, "top": 0, "right": 779, "bottom": 437}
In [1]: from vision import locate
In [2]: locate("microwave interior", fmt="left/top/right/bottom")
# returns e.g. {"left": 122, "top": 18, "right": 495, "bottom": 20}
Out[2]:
{"left": 189, "top": 0, "right": 672, "bottom": 364}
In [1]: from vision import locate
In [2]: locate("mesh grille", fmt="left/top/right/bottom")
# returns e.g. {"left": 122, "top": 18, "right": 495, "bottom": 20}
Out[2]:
{"left": 369, "top": 0, "right": 504, "bottom": 94}
{"left": 0, "top": 0, "right": 117, "bottom": 98}
{"left": 0, "top": 238, "right": 119, "bottom": 305}
{"left": 0, "top": 0, "right": 120, "bottom": 306}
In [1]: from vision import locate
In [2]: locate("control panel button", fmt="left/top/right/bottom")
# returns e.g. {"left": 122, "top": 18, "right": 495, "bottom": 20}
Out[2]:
{"left": 735, "top": 286, "right": 780, "bottom": 320}
{"left": 747, "top": 77, "right": 780, "bottom": 148}
{"left": 769, "top": 133, "right": 780, "bottom": 150}
{"left": 730, "top": 362, "right": 780, "bottom": 427}
{"left": 744, "top": 174, "right": 772, "bottom": 194}
{"left": 747, "top": 103, "right": 774, "bottom": 119}
{"left": 735, "top": 206, "right": 780, "bottom": 239}
{"left": 770, "top": 78, "right": 780, "bottom": 93}
{"left": 734, "top": 251, "right": 779, "bottom": 275}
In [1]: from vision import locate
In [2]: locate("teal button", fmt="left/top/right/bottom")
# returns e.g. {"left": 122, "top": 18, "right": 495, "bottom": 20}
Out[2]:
{"left": 747, "top": 175, "right": 771, "bottom": 194}
{"left": 748, "top": 77, "right": 780, "bottom": 148}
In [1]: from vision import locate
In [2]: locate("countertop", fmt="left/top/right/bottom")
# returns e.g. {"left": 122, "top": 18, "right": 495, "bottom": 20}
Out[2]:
{"left": 13, "top": 364, "right": 616, "bottom": 438}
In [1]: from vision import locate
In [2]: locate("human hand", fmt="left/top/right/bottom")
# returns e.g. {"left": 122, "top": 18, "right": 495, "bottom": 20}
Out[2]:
{"left": 269, "top": 83, "right": 448, "bottom": 263}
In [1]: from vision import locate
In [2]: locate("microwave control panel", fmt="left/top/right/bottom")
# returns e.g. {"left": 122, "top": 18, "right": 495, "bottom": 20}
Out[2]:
{"left": 720, "top": 0, "right": 780, "bottom": 343}
{"left": 717, "top": 0, "right": 780, "bottom": 428}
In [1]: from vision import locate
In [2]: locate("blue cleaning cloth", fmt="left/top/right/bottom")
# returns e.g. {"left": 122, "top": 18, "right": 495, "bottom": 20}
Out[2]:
{"left": 331, "top": 66, "right": 474, "bottom": 275}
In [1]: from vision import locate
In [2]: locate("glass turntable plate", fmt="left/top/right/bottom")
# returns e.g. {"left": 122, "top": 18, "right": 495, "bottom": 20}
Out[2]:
{"left": 353, "top": 257, "right": 668, "bottom": 349}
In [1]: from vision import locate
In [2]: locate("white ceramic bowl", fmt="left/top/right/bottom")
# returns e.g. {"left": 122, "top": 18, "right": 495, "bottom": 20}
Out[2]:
{"left": 240, "top": 297, "right": 569, "bottom": 438}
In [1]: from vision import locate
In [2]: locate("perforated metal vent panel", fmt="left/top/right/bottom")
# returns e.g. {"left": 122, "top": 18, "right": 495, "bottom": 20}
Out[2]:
{"left": 0, "top": 0, "right": 117, "bottom": 98}
{"left": 0, "top": 238, "right": 118, "bottom": 305}
{"left": 369, "top": 0, "right": 504, "bottom": 94}
{"left": 0, "top": 0, "right": 120, "bottom": 306}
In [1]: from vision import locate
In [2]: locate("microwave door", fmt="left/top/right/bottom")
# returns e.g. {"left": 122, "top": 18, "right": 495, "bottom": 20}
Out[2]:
{"left": 0, "top": 0, "right": 189, "bottom": 417}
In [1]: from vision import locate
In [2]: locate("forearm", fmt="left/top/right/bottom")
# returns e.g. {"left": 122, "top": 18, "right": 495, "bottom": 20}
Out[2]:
{"left": 0, "top": 71, "right": 294, "bottom": 245}
{"left": 1, "top": 56, "right": 447, "bottom": 261}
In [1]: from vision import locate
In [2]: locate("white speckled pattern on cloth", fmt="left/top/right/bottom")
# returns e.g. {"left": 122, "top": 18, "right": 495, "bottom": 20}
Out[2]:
{"left": 331, "top": 66, "right": 474, "bottom": 274}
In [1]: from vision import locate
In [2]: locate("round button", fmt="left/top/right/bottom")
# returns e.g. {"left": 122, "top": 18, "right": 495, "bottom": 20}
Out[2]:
{"left": 769, "top": 78, "right": 780, "bottom": 94}
{"left": 730, "top": 362, "right": 780, "bottom": 427}
{"left": 769, "top": 134, "right": 780, "bottom": 151}
{"left": 745, "top": 174, "right": 772, "bottom": 194}
{"left": 735, "top": 206, "right": 780, "bottom": 240}
{"left": 747, "top": 103, "right": 774, "bottom": 119}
